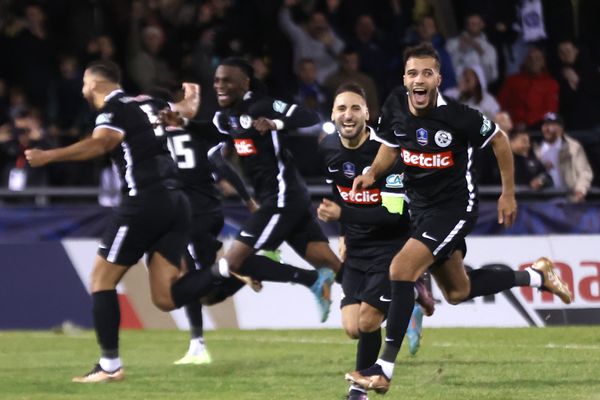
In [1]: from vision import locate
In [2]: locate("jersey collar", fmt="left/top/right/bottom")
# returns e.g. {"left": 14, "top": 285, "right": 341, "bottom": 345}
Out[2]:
{"left": 105, "top": 89, "right": 124, "bottom": 102}
{"left": 436, "top": 91, "right": 447, "bottom": 107}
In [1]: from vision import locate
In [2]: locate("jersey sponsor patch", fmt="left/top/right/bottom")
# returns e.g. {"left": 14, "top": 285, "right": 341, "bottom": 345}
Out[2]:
{"left": 343, "top": 162, "right": 356, "bottom": 178}
{"left": 272, "top": 100, "right": 287, "bottom": 113}
{"left": 239, "top": 114, "right": 252, "bottom": 129}
{"left": 480, "top": 116, "right": 493, "bottom": 135}
{"left": 233, "top": 138, "right": 257, "bottom": 156}
{"left": 336, "top": 185, "right": 381, "bottom": 204}
{"left": 401, "top": 148, "right": 454, "bottom": 169}
{"left": 95, "top": 112, "right": 113, "bottom": 125}
{"left": 385, "top": 173, "right": 404, "bottom": 188}
{"left": 434, "top": 130, "right": 452, "bottom": 147}
{"left": 416, "top": 128, "right": 428, "bottom": 146}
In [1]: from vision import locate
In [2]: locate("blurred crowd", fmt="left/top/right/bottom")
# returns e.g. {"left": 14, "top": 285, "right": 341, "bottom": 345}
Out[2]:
{"left": 0, "top": 0, "right": 599, "bottom": 203}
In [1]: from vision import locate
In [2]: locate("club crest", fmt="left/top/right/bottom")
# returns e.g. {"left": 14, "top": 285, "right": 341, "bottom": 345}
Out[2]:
{"left": 416, "top": 128, "right": 428, "bottom": 146}
{"left": 239, "top": 114, "right": 252, "bottom": 129}
{"left": 434, "top": 130, "right": 452, "bottom": 147}
{"left": 343, "top": 162, "right": 356, "bottom": 178}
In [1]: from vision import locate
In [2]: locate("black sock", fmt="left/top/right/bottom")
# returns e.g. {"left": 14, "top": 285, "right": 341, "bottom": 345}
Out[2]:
{"left": 171, "top": 268, "right": 216, "bottom": 308}
{"left": 356, "top": 328, "right": 382, "bottom": 370}
{"left": 184, "top": 301, "right": 203, "bottom": 339}
{"left": 239, "top": 255, "right": 318, "bottom": 287}
{"left": 380, "top": 281, "right": 415, "bottom": 363}
{"left": 92, "top": 290, "right": 120, "bottom": 359}
{"left": 466, "top": 264, "right": 517, "bottom": 300}
{"left": 514, "top": 270, "right": 535, "bottom": 286}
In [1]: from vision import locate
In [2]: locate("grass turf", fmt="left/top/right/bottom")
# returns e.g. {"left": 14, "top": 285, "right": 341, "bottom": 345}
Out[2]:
{"left": 1, "top": 327, "right": 599, "bottom": 400}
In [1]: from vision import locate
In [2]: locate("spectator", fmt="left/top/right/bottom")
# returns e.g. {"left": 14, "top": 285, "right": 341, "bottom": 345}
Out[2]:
{"left": 6, "top": 4, "right": 56, "bottom": 107}
{"left": 127, "top": 2, "right": 177, "bottom": 92}
{"left": 535, "top": 112, "right": 593, "bottom": 203}
{"left": 509, "top": 129, "right": 553, "bottom": 190}
{"left": 85, "top": 35, "right": 117, "bottom": 64}
{"left": 293, "top": 58, "right": 330, "bottom": 123}
{"left": 553, "top": 40, "right": 600, "bottom": 130}
{"left": 498, "top": 46, "right": 559, "bottom": 128}
{"left": 443, "top": 64, "right": 499, "bottom": 119}
{"left": 324, "top": 47, "right": 380, "bottom": 121}
{"left": 0, "top": 110, "right": 51, "bottom": 190}
{"left": 349, "top": 14, "right": 387, "bottom": 94}
{"left": 407, "top": 15, "right": 457, "bottom": 91}
{"left": 278, "top": 0, "right": 345, "bottom": 84}
{"left": 47, "top": 54, "right": 89, "bottom": 146}
{"left": 445, "top": 13, "right": 498, "bottom": 86}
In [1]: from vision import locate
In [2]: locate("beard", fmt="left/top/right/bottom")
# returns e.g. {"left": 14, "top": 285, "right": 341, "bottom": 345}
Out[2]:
{"left": 336, "top": 119, "right": 365, "bottom": 140}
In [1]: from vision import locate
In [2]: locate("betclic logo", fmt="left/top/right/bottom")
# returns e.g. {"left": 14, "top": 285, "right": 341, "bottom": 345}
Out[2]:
{"left": 336, "top": 185, "right": 381, "bottom": 204}
{"left": 233, "top": 138, "right": 257, "bottom": 156}
{"left": 401, "top": 148, "right": 454, "bottom": 169}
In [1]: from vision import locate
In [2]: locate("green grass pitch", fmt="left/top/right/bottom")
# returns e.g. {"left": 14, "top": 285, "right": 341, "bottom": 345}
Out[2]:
{"left": 1, "top": 327, "right": 599, "bottom": 400}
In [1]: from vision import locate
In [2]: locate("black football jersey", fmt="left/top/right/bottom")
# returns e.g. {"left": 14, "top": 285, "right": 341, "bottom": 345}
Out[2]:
{"left": 319, "top": 128, "right": 410, "bottom": 258}
{"left": 93, "top": 90, "right": 179, "bottom": 196}
{"left": 373, "top": 86, "right": 499, "bottom": 212}
{"left": 212, "top": 91, "right": 320, "bottom": 207}
{"left": 165, "top": 122, "right": 224, "bottom": 214}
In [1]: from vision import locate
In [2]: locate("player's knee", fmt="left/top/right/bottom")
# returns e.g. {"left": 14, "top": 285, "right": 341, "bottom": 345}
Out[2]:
{"left": 445, "top": 289, "right": 469, "bottom": 305}
{"left": 358, "top": 317, "right": 381, "bottom": 333}
{"left": 223, "top": 256, "right": 242, "bottom": 272}
{"left": 344, "top": 325, "right": 360, "bottom": 339}
{"left": 358, "top": 310, "right": 384, "bottom": 332}
{"left": 152, "top": 294, "right": 176, "bottom": 312}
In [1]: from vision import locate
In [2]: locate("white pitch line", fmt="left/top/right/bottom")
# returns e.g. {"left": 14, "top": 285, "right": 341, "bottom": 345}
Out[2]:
{"left": 432, "top": 341, "right": 600, "bottom": 351}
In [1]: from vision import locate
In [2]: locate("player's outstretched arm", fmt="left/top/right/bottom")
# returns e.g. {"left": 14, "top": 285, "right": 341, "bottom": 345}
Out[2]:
{"left": 171, "top": 82, "right": 200, "bottom": 119}
{"left": 26, "top": 127, "right": 122, "bottom": 166}
{"left": 490, "top": 130, "right": 517, "bottom": 227}
{"left": 352, "top": 143, "right": 399, "bottom": 192}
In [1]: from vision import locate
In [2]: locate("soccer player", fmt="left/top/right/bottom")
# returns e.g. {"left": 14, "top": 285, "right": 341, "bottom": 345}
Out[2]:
{"left": 200, "top": 58, "right": 341, "bottom": 321}
{"left": 345, "top": 43, "right": 573, "bottom": 394}
{"left": 162, "top": 112, "right": 256, "bottom": 365}
{"left": 318, "top": 83, "right": 434, "bottom": 400}
{"left": 25, "top": 60, "right": 235, "bottom": 383}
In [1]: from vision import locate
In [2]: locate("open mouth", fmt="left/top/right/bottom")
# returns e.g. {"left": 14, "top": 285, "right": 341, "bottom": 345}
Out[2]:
{"left": 412, "top": 88, "right": 428, "bottom": 104}
{"left": 340, "top": 121, "right": 357, "bottom": 133}
{"left": 217, "top": 92, "right": 230, "bottom": 103}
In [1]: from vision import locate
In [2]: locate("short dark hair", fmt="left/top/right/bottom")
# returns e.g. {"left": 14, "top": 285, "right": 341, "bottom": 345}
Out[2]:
{"left": 220, "top": 57, "right": 254, "bottom": 79}
{"left": 86, "top": 60, "right": 121, "bottom": 84}
{"left": 403, "top": 43, "right": 441, "bottom": 71}
{"left": 219, "top": 57, "right": 269, "bottom": 93}
{"left": 334, "top": 82, "right": 367, "bottom": 100}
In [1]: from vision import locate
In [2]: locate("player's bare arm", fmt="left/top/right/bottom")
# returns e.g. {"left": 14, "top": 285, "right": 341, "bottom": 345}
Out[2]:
{"left": 171, "top": 82, "right": 200, "bottom": 118}
{"left": 158, "top": 109, "right": 186, "bottom": 127}
{"left": 490, "top": 130, "right": 517, "bottom": 227}
{"left": 26, "top": 127, "right": 123, "bottom": 167}
{"left": 352, "top": 144, "right": 399, "bottom": 192}
{"left": 317, "top": 198, "right": 341, "bottom": 222}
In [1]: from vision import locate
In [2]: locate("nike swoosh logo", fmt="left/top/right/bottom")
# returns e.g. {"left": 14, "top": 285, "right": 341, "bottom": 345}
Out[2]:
{"left": 379, "top": 295, "right": 392, "bottom": 302}
{"left": 240, "top": 231, "right": 254, "bottom": 238}
{"left": 384, "top": 337, "right": 394, "bottom": 342}
{"left": 328, "top": 166, "right": 339, "bottom": 172}
{"left": 394, "top": 130, "right": 407, "bottom": 137}
{"left": 98, "top": 243, "right": 109, "bottom": 249}
{"left": 422, "top": 232, "right": 437, "bottom": 241}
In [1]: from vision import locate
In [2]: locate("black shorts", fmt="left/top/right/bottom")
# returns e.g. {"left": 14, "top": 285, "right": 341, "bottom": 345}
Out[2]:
{"left": 340, "top": 254, "right": 393, "bottom": 315}
{"left": 186, "top": 210, "right": 224, "bottom": 270}
{"left": 98, "top": 188, "right": 191, "bottom": 267}
{"left": 236, "top": 202, "right": 328, "bottom": 256}
{"left": 410, "top": 206, "right": 475, "bottom": 261}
